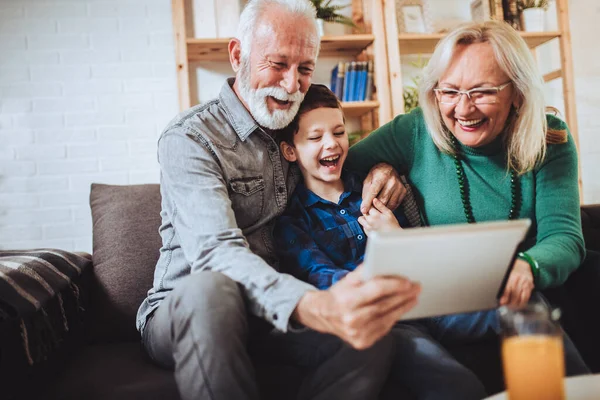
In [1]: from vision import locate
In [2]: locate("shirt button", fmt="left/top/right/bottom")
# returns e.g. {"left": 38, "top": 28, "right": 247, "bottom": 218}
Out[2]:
{"left": 278, "top": 186, "right": 285, "bottom": 193}
{"left": 357, "top": 234, "right": 363, "bottom": 240}
{"left": 340, "top": 210, "right": 346, "bottom": 215}
{"left": 273, "top": 313, "right": 278, "bottom": 321}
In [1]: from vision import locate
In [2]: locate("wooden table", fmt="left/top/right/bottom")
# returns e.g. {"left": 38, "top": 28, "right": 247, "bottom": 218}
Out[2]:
{"left": 484, "top": 374, "right": 600, "bottom": 399}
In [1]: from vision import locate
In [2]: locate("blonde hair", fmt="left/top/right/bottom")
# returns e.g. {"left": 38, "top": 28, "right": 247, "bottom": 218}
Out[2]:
{"left": 419, "top": 21, "right": 565, "bottom": 174}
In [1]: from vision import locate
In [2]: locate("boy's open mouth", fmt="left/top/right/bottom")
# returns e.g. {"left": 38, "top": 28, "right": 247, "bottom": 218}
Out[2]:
{"left": 319, "top": 155, "right": 340, "bottom": 168}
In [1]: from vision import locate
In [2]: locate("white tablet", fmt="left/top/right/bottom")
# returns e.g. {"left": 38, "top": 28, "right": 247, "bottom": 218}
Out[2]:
{"left": 362, "top": 219, "right": 532, "bottom": 320}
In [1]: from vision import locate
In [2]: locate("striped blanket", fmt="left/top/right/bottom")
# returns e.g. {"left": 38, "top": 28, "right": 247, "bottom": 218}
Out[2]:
{"left": 0, "top": 249, "right": 91, "bottom": 366}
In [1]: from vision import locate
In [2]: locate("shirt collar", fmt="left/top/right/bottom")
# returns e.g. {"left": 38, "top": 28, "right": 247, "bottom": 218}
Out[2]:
{"left": 219, "top": 77, "right": 259, "bottom": 141}
{"left": 295, "top": 170, "right": 363, "bottom": 207}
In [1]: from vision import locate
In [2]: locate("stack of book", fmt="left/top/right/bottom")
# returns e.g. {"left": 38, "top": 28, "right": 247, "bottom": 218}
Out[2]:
{"left": 330, "top": 61, "right": 374, "bottom": 102}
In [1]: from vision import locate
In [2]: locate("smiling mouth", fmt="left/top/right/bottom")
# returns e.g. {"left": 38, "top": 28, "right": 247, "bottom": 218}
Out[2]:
{"left": 269, "top": 96, "right": 292, "bottom": 108}
{"left": 319, "top": 155, "right": 340, "bottom": 168}
{"left": 458, "top": 118, "right": 486, "bottom": 129}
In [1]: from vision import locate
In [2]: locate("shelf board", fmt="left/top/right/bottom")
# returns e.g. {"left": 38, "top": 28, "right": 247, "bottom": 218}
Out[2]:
{"left": 397, "top": 31, "right": 562, "bottom": 55}
{"left": 341, "top": 100, "right": 379, "bottom": 117}
{"left": 187, "top": 34, "right": 375, "bottom": 62}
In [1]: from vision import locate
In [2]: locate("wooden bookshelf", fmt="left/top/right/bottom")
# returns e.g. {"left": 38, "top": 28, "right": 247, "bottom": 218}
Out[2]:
{"left": 172, "top": 0, "right": 391, "bottom": 130}
{"left": 341, "top": 100, "right": 380, "bottom": 118}
{"left": 187, "top": 34, "right": 375, "bottom": 62}
{"left": 396, "top": 31, "right": 561, "bottom": 55}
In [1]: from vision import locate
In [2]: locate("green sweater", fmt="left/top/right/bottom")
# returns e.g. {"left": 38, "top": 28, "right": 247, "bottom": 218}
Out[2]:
{"left": 346, "top": 108, "right": 585, "bottom": 289}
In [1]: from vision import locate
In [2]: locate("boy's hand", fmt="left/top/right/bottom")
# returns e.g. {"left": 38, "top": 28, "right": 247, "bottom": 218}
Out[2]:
{"left": 358, "top": 198, "right": 401, "bottom": 235}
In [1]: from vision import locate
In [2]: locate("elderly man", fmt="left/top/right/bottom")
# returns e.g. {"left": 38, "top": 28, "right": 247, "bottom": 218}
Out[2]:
{"left": 136, "top": 0, "right": 421, "bottom": 399}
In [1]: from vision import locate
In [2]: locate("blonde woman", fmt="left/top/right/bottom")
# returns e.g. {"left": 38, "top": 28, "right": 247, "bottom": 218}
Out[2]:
{"left": 346, "top": 21, "right": 589, "bottom": 397}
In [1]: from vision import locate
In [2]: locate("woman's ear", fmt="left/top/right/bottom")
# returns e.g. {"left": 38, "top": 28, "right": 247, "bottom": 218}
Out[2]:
{"left": 512, "top": 91, "right": 523, "bottom": 110}
{"left": 280, "top": 141, "right": 297, "bottom": 162}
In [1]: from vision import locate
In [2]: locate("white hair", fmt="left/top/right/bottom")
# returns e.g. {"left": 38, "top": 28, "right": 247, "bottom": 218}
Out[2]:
{"left": 237, "top": 0, "right": 319, "bottom": 58}
{"left": 419, "top": 21, "right": 548, "bottom": 174}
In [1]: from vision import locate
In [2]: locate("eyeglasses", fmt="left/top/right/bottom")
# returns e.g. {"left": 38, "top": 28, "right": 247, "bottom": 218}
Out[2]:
{"left": 433, "top": 82, "right": 512, "bottom": 105}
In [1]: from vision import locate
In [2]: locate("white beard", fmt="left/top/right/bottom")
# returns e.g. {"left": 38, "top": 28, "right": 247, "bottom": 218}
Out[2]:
{"left": 238, "top": 59, "right": 305, "bottom": 130}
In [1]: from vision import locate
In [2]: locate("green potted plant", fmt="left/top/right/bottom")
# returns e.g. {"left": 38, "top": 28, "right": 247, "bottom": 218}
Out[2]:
{"left": 310, "top": 0, "right": 356, "bottom": 36}
{"left": 348, "top": 130, "right": 366, "bottom": 146}
{"left": 518, "top": 0, "right": 549, "bottom": 32}
{"left": 403, "top": 56, "right": 427, "bottom": 114}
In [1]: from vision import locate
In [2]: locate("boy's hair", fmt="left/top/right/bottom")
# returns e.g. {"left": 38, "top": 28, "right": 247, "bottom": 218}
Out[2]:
{"left": 278, "top": 83, "right": 343, "bottom": 146}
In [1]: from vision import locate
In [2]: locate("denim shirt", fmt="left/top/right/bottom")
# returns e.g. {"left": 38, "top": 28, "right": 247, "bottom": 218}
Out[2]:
{"left": 136, "top": 78, "right": 315, "bottom": 334}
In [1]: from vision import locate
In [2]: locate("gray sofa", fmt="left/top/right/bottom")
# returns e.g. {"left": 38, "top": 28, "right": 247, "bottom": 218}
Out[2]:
{"left": 7, "top": 183, "right": 599, "bottom": 399}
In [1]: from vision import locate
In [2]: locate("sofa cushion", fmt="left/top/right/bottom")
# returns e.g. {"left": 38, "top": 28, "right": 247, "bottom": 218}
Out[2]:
{"left": 0, "top": 250, "right": 91, "bottom": 400}
{"left": 581, "top": 205, "right": 600, "bottom": 252}
{"left": 89, "top": 184, "right": 162, "bottom": 343}
{"left": 49, "top": 342, "right": 179, "bottom": 400}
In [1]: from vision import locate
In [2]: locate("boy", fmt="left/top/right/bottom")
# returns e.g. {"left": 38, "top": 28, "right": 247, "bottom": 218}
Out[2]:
{"left": 274, "top": 84, "right": 490, "bottom": 400}
{"left": 274, "top": 83, "right": 421, "bottom": 290}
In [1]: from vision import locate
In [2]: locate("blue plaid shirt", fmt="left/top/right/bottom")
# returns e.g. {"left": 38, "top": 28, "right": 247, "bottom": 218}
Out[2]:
{"left": 274, "top": 171, "right": 409, "bottom": 290}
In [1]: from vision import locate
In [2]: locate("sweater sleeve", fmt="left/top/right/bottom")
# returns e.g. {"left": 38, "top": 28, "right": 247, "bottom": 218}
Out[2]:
{"left": 345, "top": 108, "right": 419, "bottom": 175}
{"left": 527, "top": 115, "right": 585, "bottom": 289}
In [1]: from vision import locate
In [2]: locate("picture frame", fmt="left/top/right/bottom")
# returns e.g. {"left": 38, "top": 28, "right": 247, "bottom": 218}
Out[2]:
{"left": 470, "top": 0, "right": 505, "bottom": 22}
{"left": 397, "top": 0, "right": 431, "bottom": 33}
{"left": 470, "top": 0, "right": 491, "bottom": 22}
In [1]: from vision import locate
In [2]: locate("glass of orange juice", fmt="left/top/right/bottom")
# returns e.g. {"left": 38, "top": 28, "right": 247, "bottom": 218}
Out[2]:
{"left": 498, "top": 302, "right": 565, "bottom": 400}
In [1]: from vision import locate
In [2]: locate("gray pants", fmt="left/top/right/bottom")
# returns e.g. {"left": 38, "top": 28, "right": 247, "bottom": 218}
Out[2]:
{"left": 142, "top": 271, "right": 394, "bottom": 400}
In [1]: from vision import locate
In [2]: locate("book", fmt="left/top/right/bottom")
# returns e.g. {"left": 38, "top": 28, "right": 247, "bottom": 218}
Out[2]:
{"left": 490, "top": 0, "right": 504, "bottom": 21}
{"left": 502, "top": 0, "right": 521, "bottom": 30}
{"left": 334, "top": 62, "right": 345, "bottom": 100}
{"left": 330, "top": 63, "right": 338, "bottom": 95}
{"left": 346, "top": 62, "right": 357, "bottom": 102}
{"left": 365, "top": 61, "right": 374, "bottom": 101}
{"left": 356, "top": 61, "right": 367, "bottom": 101}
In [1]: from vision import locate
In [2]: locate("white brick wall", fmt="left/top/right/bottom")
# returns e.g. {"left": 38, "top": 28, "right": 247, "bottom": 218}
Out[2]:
{"left": 0, "top": 0, "right": 598, "bottom": 254}
{"left": 0, "top": 0, "right": 178, "bottom": 252}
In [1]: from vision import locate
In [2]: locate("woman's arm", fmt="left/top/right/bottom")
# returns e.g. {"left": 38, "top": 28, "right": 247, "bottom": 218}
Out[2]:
{"left": 345, "top": 109, "right": 420, "bottom": 176}
{"left": 528, "top": 116, "right": 586, "bottom": 289}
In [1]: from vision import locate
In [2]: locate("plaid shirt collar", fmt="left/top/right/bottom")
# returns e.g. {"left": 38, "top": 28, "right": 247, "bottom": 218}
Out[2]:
{"left": 294, "top": 171, "right": 364, "bottom": 208}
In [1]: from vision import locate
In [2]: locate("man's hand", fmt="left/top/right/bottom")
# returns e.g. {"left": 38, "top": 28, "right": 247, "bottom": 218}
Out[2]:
{"left": 499, "top": 259, "right": 534, "bottom": 308}
{"left": 293, "top": 267, "right": 421, "bottom": 349}
{"left": 361, "top": 163, "right": 406, "bottom": 214}
{"left": 358, "top": 198, "right": 401, "bottom": 235}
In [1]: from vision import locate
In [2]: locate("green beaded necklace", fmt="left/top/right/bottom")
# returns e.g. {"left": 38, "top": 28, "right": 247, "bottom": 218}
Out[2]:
{"left": 450, "top": 135, "right": 520, "bottom": 223}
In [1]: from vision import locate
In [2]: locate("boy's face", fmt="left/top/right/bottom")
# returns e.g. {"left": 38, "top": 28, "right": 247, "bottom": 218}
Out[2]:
{"left": 281, "top": 107, "right": 348, "bottom": 188}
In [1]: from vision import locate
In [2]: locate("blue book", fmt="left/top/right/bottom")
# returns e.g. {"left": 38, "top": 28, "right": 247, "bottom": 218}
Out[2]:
{"left": 357, "top": 62, "right": 367, "bottom": 101}
{"left": 347, "top": 61, "right": 358, "bottom": 102}
{"left": 330, "top": 64, "right": 338, "bottom": 95}
{"left": 334, "top": 62, "right": 345, "bottom": 100}
{"left": 351, "top": 62, "right": 361, "bottom": 102}
{"left": 342, "top": 62, "right": 352, "bottom": 102}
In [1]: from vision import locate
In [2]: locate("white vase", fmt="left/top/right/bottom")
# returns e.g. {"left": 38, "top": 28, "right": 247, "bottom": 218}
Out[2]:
{"left": 521, "top": 8, "right": 546, "bottom": 32}
{"left": 316, "top": 19, "right": 325, "bottom": 36}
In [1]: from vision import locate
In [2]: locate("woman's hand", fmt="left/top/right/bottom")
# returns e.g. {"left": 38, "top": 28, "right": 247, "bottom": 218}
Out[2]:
{"left": 358, "top": 198, "right": 401, "bottom": 235}
{"left": 499, "top": 259, "right": 535, "bottom": 308}
{"left": 361, "top": 163, "right": 406, "bottom": 214}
